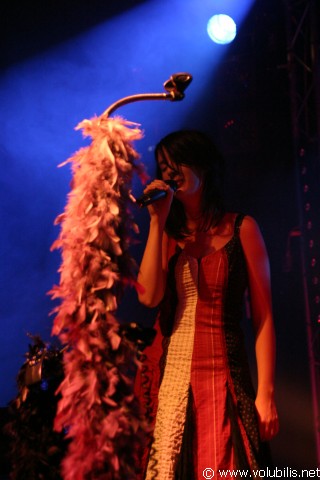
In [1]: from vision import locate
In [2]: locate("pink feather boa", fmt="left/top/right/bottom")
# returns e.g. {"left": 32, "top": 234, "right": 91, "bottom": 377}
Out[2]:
{"left": 49, "top": 115, "right": 149, "bottom": 479}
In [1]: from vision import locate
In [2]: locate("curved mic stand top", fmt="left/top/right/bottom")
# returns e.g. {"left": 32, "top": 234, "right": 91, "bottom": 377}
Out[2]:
{"left": 103, "top": 72, "right": 192, "bottom": 117}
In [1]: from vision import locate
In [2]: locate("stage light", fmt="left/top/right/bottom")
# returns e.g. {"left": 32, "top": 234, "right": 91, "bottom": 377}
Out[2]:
{"left": 207, "top": 14, "right": 237, "bottom": 45}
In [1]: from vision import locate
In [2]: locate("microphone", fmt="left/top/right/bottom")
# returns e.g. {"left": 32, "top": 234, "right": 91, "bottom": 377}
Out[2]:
{"left": 136, "top": 180, "right": 177, "bottom": 208}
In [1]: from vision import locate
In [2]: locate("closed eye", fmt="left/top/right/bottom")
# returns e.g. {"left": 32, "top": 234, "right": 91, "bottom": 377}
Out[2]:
{"left": 158, "top": 158, "right": 180, "bottom": 179}
{"left": 160, "top": 165, "right": 178, "bottom": 176}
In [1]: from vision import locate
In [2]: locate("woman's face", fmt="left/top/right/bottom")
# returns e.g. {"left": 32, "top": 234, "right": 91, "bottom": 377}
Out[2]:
{"left": 157, "top": 149, "right": 202, "bottom": 198}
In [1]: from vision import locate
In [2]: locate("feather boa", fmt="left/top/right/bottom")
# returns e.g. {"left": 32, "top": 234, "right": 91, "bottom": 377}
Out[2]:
{"left": 49, "top": 115, "right": 148, "bottom": 479}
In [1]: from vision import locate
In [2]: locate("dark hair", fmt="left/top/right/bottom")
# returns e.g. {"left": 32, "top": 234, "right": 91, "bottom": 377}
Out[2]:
{"left": 155, "top": 130, "right": 225, "bottom": 239}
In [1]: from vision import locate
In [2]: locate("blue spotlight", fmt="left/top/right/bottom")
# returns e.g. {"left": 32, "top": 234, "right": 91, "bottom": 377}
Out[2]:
{"left": 207, "top": 14, "right": 237, "bottom": 45}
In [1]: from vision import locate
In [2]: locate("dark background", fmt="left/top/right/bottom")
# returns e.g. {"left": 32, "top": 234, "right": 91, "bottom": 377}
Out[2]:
{"left": 1, "top": 0, "right": 319, "bottom": 474}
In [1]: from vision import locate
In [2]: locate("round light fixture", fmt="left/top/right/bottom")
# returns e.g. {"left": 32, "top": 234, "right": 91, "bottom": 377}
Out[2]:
{"left": 207, "top": 14, "right": 237, "bottom": 45}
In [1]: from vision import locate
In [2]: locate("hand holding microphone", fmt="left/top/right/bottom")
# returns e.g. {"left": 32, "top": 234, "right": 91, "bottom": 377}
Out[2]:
{"left": 136, "top": 179, "right": 177, "bottom": 228}
{"left": 136, "top": 179, "right": 177, "bottom": 207}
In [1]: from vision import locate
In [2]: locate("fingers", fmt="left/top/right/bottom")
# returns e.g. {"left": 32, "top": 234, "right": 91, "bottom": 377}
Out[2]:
{"left": 256, "top": 406, "right": 279, "bottom": 441}
{"left": 258, "top": 415, "right": 279, "bottom": 441}
{"left": 143, "top": 179, "right": 172, "bottom": 194}
{"left": 255, "top": 396, "right": 279, "bottom": 441}
{"left": 142, "top": 179, "right": 174, "bottom": 222}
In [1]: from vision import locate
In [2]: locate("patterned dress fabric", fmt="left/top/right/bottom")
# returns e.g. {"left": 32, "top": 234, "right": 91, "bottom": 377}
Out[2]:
{"left": 136, "top": 214, "right": 271, "bottom": 479}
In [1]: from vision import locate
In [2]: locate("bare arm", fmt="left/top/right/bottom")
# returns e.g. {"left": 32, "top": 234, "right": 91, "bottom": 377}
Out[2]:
{"left": 240, "top": 215, "right": 279, "bottom": 441}
{"left": 137, "top": 180, "right": 174, "bottom": 307}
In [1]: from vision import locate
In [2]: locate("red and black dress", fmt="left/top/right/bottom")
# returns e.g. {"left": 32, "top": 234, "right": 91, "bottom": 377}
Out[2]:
{"left": 135, "top": 213, "right": 271, "bottom": 479}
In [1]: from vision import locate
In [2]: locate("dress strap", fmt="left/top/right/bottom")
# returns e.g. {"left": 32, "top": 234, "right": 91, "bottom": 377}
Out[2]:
{"left": 234, "top": 213, "right": 246, "bottom": 237}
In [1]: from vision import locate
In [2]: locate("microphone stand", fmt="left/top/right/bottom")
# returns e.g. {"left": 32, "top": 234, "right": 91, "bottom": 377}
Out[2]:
{"left": 103, "top": 72, "right": 192, "bottom": 117}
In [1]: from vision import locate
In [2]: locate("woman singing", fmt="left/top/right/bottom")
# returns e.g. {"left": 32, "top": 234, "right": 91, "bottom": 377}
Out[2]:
{"left": 135, "top": 130, "right": 279, "bottom": 479}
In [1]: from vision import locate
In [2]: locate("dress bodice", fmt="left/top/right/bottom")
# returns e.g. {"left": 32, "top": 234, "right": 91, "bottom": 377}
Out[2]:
{"left": 178, "top": 249, "right": 228, "bottom": 303}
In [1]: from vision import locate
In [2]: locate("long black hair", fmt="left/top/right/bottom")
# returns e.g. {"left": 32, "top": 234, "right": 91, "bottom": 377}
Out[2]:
{"left": 155, "top": 130, "right": 225, "bottom": 239}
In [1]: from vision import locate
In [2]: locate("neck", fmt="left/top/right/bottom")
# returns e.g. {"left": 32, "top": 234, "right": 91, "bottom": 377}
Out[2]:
{"left": 186, "top": 207, "right": 202, "bottom": 222}
{"left": 182, "top": 195, "right": 203, "bottom": 231}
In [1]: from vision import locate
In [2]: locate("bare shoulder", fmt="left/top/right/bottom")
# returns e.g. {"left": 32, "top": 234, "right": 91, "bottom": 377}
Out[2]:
{"left": 219, "top": 212, "right": 258, "bottom": 237}
{"left": 239, "top": 215, "right": 268, "bottom": 257}
{"left": 240, "top": 215, "right": 261, "bottom": 236}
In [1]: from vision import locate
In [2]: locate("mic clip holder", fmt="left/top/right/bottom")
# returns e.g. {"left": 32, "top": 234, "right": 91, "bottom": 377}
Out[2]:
{"left": 103, "top": 73, "right": 192, "bottom": 117}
